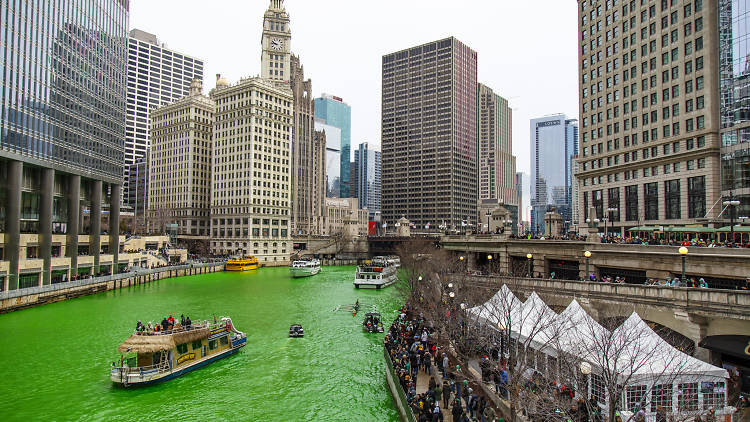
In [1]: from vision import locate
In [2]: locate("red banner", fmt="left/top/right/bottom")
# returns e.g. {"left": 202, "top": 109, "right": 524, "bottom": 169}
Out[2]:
{"left": 368, "top": 221, "right": 377, "bottom": 235}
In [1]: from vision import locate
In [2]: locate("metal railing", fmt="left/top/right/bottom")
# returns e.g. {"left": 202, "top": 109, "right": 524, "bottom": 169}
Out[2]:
{"left": 384, "top": 347, "right": 417, "bottom": 422}
{"left": 0, "top": 261, "right": 225, "bottom": 301}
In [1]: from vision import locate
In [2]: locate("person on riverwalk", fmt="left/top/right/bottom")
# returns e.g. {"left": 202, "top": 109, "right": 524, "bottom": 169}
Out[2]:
{"left": 442, "top": 380, "right": 451, "bottom": 408}
{"left": 482, "top": 405, "right": 497, "bottom": 422}
{"left": 442, "top": 353, "right": 449, "bottom": 378}
{"left": 424, "top": 351, "right": 432, "bottom": 375}
{"left": 433, "top": 381, "right": 442, "bottom": 404}
{"left": 451, "top": 397, "right": 463, "bottom": 420}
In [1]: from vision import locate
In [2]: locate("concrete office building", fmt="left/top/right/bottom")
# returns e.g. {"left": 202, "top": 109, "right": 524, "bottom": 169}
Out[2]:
{"left": 125, "top": 29, "right": 204, "bottom": 208}
{"left": 381, "top": 37, "right": 479, "bottom": 230}
{"left": 323, "top": 198, "right": 369, "bottom": 238}
{"left": 0, "top": 0, "right": 130, "bottom": 290}
{"left": 289, "top": 55, "right": 325, "bottom": 236}
{"left": 516, "top": 172, "right": 531, "bottom": 225}
{"left": 314, "top": 94, "right": 351, "bottom": 198}
{"left": 354, "top": 142, "right": 382, "bottom": 220}
{"left": 478, "top": 83, "right": 517, "bottom": 215}
{"left": 719, "top": 0, "right": 750, "bottom": 219}
{"left": 127, "top": 155, "right": 149, "bottom": 233}
{"left": 576, "top": 0, "right": 720, "bottom": 233}
{"left": 209, "top": 76, "right": 293, "bottom": 264}
{"left": 149, "top": 79, "right": 213, "bottom": 247}
{"left": 315, "top": 118, "right": 342, "bottom": 198}
{"left": 530, "top": 115, "right": 578, "bottom": 234}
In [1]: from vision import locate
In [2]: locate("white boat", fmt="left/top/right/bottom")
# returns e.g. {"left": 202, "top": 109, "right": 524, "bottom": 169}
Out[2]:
{"left": 386, "top": 255, "right": 401, "bottom": 267}
{"left": 290, "top": 259, "right": 321, "bottom": 278}
{"left": 354, "top": 256, "right": 398, "bottom": 289}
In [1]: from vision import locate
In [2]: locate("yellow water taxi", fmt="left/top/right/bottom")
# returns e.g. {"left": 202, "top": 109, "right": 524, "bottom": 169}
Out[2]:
{"left": 225, "top": 256, "right": 260, "bottom": 271}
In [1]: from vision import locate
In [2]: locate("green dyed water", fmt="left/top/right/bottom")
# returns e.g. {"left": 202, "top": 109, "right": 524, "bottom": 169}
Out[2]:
{"left": 0, "top": 266, "right": 401, "bottom": 421}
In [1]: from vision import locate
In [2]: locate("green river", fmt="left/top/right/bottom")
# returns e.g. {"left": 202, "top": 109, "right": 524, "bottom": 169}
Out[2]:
{"left": 0, "top": 266, "right": 402, "bottom": 421}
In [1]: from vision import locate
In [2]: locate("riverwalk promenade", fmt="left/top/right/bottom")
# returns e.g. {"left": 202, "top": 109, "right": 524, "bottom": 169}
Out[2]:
{"left": 0, "top": 261, "right": 225, "bottom": 313}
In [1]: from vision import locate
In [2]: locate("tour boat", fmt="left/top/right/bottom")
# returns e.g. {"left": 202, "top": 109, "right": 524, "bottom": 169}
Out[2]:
{"left": 289, "top": 259, "right": 321, "bottom": 278}
{"left": 110, "top": 317, "right": 246, "bottom": 387}
{"left": 386, "top": 255, "right": 401, "bottom": 268}
{"left": 225, "top": 256, "right": 259, "bottom": 271}
{"left": 353, "top": 256, "right": 398, "bottom": 289}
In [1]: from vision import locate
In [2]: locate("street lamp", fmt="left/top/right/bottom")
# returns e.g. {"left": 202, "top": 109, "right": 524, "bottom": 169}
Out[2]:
{"left": 526, "top": 253, "right": 533, "bottom": 277}
{"left": 580, "top": 361, "right": 592, "bottom": 375}
{"left": 418, "top": 275, "right": 423, "bottom": 282}
{"left": 449, "top": 291, "right": 455, "bottom": 298}
{"left": 723, "top": 195, "right": 741, "bottom": 245}
{"left": 487, "top": 254, "right": 493, "bottom": 273}
{"left": 679, "top": 247, "right": 688, "bottom": 281}
{"left": 584, "top": 250, "right": 591, "bottom": 280}
{"left": 604, "top": 208, "right": 618, "bottom": 235}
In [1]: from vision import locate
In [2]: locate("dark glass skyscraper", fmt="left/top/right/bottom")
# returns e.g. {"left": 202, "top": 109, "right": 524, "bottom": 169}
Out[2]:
{"left": 0, "top": 0, "right": 129, "bottom": 290}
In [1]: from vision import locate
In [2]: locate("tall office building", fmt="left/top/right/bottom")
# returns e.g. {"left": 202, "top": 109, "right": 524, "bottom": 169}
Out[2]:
{"left": 127, "top": 155, "right": 149, "bottom": 232}
{"left": 209, "top": 76, "right": 293, "bottom": 263}
{"left": 719, "top": 0, "right": 750, "bottom": 217}
{"left": 289, "top": 55, "right": 325, "bottom": 236}
{"left": 530, "top": 115, "right": 578, "bottom": 234}
{"left": 0, "top": 0, "right": 129, "bottom": 290}
{"left": 576, "top": 0, "right": 720, "bottom": 233}
{"left": 354, "top": 142, "right": 382, "bottom": 220}
{"left": 149, "top": 79, "right": 214, "bottom": 245}
{"left": 478, "top": 83, "right": 517, "bottom": 206}
{"left": 381, "top": 37, "right": 478, "bottom": 229}
{"left": 260, "top": 0, "right": 291, "bottom": 83}
{"left": 314, "top": 94, "right": 351, "bottom": 198}
{"left": 125, "top": 29, "right": 204, "bottom": 208}
{"left": 516, "top": 172, "right": 531, "bottom": 226}
{"left": 315, "top": 118, "right": 342, "bottom": 198}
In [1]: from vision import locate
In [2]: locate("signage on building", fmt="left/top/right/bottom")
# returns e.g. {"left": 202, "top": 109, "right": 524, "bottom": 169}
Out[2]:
{"left": 537, "top": 120, "right": 561, "bottom": 128}
{"left": 368, "top": 221, "right": 377, "bottom": 235}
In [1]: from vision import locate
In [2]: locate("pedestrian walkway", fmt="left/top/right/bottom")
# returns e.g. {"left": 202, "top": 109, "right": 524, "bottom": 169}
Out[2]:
{"left": 414, "top": 362, "right": 454, "bottom": 422}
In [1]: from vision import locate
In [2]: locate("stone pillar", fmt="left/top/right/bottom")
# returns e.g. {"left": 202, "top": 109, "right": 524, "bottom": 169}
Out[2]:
{"left": 6, "top": 161, "right": 22, "bottom": 290}
{"left": 109, "top": 183, "right": 121, "bottom": 274}
{"left": 676, "top": 312, "right": 710, "bottom": 361}
{"left": 91, "top": 180, "right": 102, "bottom": 275}
{"left": 40, "top": 168, "right": 54, "bottom": 285}
{"left": 66, "top": 175, "right": 81, "bottom": 275}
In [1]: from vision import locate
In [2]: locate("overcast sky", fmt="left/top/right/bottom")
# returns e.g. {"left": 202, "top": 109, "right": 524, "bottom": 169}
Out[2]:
{"left": 130, "top": 0, "right": 580, "bottom": 175}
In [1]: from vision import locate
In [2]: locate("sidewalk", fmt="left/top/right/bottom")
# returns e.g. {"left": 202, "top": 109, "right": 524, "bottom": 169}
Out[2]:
{"left": 414, "top": 361, "right": 455, "bottom": 422}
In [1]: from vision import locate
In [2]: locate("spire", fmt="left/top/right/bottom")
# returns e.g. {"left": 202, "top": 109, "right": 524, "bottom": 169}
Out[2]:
{"left": 269, "top": 0, "right": 284, "bottom": 10}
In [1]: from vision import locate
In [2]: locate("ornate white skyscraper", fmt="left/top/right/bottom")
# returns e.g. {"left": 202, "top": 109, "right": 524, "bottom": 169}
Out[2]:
{"left": 260, "top": 0, "right": 291, "bottom": 83}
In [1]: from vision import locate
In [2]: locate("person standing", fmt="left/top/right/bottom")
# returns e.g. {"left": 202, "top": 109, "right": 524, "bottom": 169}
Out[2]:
{"left": 442, "top": 380, "right": 451, "bottom": 408}
{"left": 442, "top": 353, "right": 449, "bottom": 379}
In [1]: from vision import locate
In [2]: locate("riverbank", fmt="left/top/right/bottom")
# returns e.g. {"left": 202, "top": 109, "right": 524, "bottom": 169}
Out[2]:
{"left": 0, "top": 262, "right": 224, "bottom": 314}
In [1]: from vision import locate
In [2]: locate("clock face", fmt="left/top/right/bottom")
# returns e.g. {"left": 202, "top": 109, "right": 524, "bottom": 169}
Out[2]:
{"left": 271, "top": 38, "right": 283, "bottom": 51}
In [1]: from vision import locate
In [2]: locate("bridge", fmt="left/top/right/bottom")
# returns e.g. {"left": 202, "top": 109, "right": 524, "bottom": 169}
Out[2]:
{"left": 441, "top": 235, "right": 750, "bottom": 288}
{"left": 453, "top": 274, "right": 750, "bottom": 363}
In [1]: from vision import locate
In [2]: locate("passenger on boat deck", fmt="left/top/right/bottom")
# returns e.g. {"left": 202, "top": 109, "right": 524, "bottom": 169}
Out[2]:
{"left": 136, "top": 320, "right": 144, "bottom": 332}
{"left": 185, "top": 316, "right": 192, "bottom": 329}
{"left": 147, "top": 322, "right": 153, "bottom": 332}
{"left": 161, "top": 317, "right": 169, "bottom": 331}
{"left": 168, "top": 315, "right": 175, "bottom": 327}
{"left": 180, "top": 314, "right": 185, "bottom": 327}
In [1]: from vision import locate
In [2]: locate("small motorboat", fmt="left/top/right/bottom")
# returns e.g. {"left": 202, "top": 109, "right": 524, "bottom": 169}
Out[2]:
{"left": 362, "top": 312, "right": 384, "bottom": 333}
{"left": 289, "top": 324, "right": 304, "bottom": 338}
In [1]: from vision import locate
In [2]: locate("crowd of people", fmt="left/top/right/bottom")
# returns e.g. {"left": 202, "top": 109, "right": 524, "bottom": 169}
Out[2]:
{"left": 135, "top": 314, "right": 193, "bottom": 334}
{"left": 385, "top": 306, "right": 501, "bottom": 422}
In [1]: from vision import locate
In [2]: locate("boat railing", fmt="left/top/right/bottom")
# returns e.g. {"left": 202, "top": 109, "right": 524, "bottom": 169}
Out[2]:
{"left": 111, "top": 358, "right": 171, "bottom": 377}
{"left": 133, "top": 320, "right": 230, "bottom": 336}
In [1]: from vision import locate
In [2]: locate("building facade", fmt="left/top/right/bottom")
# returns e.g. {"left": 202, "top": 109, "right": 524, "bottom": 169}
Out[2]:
{"left": 354, "top": 142, "right": 382, "bottom": 220}
{"left": 149, "top": 79, "right": 213, "bottom": 244}
{"left": 719, "top": 0, "right": 750, "bottom": 218}
{"left": 323, "top": 198, "right": 369, "bottom": 238}
{"left": 530, "top": 115, "right": 578, "bottom": 234}
{"left": 0, "top": 0, "right": 130, "bottom": 290}
{"left": 576, "top": 0, "right": 720, "bottom": 234}
{"left": 127, "top": 155, "right": 149, "bottom": 233}
{"left": 289, "top": 55, "right": 325, "bottom": 236}
{"left": 381, "top": 37, "right": 479, "bottom": 230}
{"left": 209, "top": 76, "right": 293, "bottom": 264}
{"left": 125, "top": 29, "right": 204, "bottom": 208}
{"left": 478, "top": 83, "right": 517, "bottom": 206}
{"left": 314, "top": 94, "right": 351, "bottom": 198}
{"left": 315, "top": 118, "right": 342, "bottom": 198}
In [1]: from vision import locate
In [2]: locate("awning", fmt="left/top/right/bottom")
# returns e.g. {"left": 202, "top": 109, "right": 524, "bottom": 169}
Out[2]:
{"left": 627, "top": 226, "right": 660, "bottom": 232}
{"left": 716, "top": 225, "right": 750, "bottom": 233}
{"left": 699, "top": 335, "right": 750, "bottom": 360}
{"left": 663, "top": 226, "right": 716, "bottom": 233}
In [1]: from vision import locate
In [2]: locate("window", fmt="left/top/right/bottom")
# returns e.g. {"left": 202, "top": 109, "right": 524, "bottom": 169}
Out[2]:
{"left": 592, "top": 374, "right": 606, "bottom": 404}
{"left": 702, "top": 382, "right": 725, "bottom": 410}
{"left": 626, "top": 185, "right": 639, "bottom": 221}
{"left": 696, "top": 76, "right": 704, "bottom": 90}
{"left": 645, "top": 182, "right": 659, "bottom": 220}
{"left": 627, "top": 385, "right": 648, "bottom": 411}
{"left": 688, "top": 176, "right": 705, "bottom": 219}
{"left": 665, "top": 179, "right": 681, "bottom": 220}
{"left": 697, "top": 136, "right": 705, "bottom": 147}
{"left": 697, "top": 96, "right": 704, "bottom": 109}
{"left": 686, "top": 99, "right": 694, "bottom": 112}
{"left": 697, "top": 115, "right": 705, "bottom": 129}
{"left": 652, "top": 384, "right": 673, "bottom": 412}
{"left": 608, "top": 187, "right": 621, "bottom": 221}
{"left": 698, "top": 158, "right": 706, "bottom": 168}
{"left": 191, "top": 340, "right": 202, "bottom": 350}
{"left": 220, "top": 336, "right": 229, "bottom": 346}
{"left": 177, "top": 343, "right": 188, "bottom": 354}
{"left": 687, "top": 160, "right": 695, "bottom": 170}
{"left": 695, "top": 36, "right": 703, "bottom": 51}
{"left": 696, "top": 56, "right": 703, "bottom": 70}
{"left": 686, "top": 118, "right": 694, "bottom": 132}
{"left": 686, "top": 79, "right": 693, "bottom": 94}
{"left": 209, "top": 339, "right": 218, "bottom": 350}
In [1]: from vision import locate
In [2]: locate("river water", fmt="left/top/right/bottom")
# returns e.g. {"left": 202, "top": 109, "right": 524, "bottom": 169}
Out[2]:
{"left": 0, "top": 266, "right": 401, "bottom": 421}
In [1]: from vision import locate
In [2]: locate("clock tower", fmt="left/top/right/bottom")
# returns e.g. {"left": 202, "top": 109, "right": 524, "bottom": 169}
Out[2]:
{"left": 261, "top": 0, "right": 291, "bottom": 82}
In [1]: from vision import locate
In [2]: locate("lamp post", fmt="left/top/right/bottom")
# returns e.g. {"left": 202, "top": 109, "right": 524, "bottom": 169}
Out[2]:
{"left": 485, "top": 211, "right": 492, "bottom": 234}
{"left": 526, "top": 253, "right": 533, "bottom": 277}
{"left": 584, "top": 250, "right": 591, "bottom": 280}
{"left": 679, "top": 246, "right": 688, "bottom": 281}
{"left": 605, "top": 207, "right": 617, "bottom": 235}
{"left": 723, "top": 194, "right": 741, "bottom": 245}
{"left": 487, "top": 254, "right": 493, "bottom": 273}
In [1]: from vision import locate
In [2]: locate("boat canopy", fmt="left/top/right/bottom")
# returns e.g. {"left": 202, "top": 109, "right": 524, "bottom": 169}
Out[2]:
{"left": 118, "top": 327, "right": 209, "bottom": 354}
